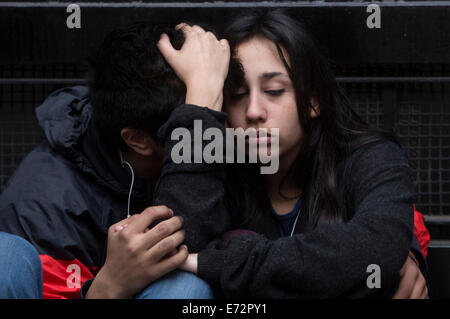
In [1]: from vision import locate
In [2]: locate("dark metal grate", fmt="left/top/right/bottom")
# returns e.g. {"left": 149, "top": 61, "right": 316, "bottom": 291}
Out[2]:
{"left": 0, "top": 64, "right": 86, "bottom": 79}
{"left": 341, "top": 81, "right": 450, "bottom": 216}
{"left": 397, "top": 83, "right": 450, "bottom": 216}
{"left": 342, "top": 82, "right": 384, "bottom": 128}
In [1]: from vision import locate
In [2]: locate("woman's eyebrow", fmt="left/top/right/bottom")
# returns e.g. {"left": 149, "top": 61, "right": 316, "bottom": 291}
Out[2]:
{"left": 259, "top": 72, "right": 289, "bottom": 80}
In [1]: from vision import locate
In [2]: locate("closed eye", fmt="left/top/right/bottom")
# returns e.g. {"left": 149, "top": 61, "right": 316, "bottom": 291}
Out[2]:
{"left": 264, "top": 89, "right": 285, "bottom": 96}
{"left": 231, "top": 91, "right": 249, "bottom": 99}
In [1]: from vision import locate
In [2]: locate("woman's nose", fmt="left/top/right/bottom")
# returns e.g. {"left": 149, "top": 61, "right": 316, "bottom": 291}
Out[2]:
{"left": 245, "top": 92, "right": 267, "bottom": 123}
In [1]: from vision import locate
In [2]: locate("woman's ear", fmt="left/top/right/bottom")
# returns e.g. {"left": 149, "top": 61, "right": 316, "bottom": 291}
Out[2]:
{"left": 310, "top": 97, "right": 320, "bottom": 119}
{"left": 120, "top": 128, "right": 154, "bottom": 157}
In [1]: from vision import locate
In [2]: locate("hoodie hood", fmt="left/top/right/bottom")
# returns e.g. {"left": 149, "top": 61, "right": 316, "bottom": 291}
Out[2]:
{"left": 35, "top": 86, "right": 153, "bottom": 200}
{"left": 36, "top": 86, "right": 91, "bottom": 154}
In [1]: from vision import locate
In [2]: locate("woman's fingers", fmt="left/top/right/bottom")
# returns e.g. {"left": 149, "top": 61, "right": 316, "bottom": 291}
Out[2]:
{"left": 392, "top": 256, "right": 418, "bottom": 299}
{"left": 175, "top": 23, "right": 205, "bottom": 36}
{"left": 408, "top": 271, "right": 428, "bottom": 299}
{"left": 175, "top": 22, "right": 189, "bottom": 31}
{"left": 219, "top": 38, "right": 230, "bottom": 48}
{"left": 190, "top": 25, "right": 206, "bottom": 34}
{"left": 157, "top": 33, "right": 178, "bottom": 63}
{"left": 392, "top": 255, "right": 429, "bottom": 299}
{"left": 158, "top": 22, "right": 230, "bottom": 111}
{"left": 421, "top": 286, "right": 429, "bottom": 299}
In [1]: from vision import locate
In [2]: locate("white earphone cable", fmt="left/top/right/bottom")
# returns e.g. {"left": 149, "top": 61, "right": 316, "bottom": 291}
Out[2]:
{"left": 289, "top": 206, "right": 301, "bottom": 237}
{"left": 119, "top": 150, "right": 134, "bottom": 219}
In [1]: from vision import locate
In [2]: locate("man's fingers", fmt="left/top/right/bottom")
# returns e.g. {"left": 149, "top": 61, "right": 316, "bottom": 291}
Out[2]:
{"left": 146, "top": 229, "right": 185, "bottom": 261}
{"left": 109, "top": 214, "right": 139, "bottom": 234}
{"left": 151, "top": 245, "right": 189, "bottom": 276}
{"left": 142, "top": 217, "right": 184, "bottom": 251}
{"left": 166, "top": 248, "right": 179, "bottom": 258}
{"left": 114, "top": 223, "right": 128, "bottom": 232}
{"left": 123, "top": 206, "right": 174, "bottom": 235}
{"left": 157, "top": 33, "right": 178, "bottom": 62}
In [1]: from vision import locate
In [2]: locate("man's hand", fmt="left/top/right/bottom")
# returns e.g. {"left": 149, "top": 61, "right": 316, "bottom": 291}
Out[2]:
{"left": 392, "top": 254, "right": 428, "bottom": 299}
{"left": 157, "top": 23, "right": 230, "bottom": 112}
{"left": 85, "top": 206, "right": 188, "bottom": 299}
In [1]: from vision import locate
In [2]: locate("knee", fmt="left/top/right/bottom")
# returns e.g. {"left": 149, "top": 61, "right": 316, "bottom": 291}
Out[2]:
{"left": 0, "top": 232, "right": 42, "bottom": 269}
{"left": 176, "top": 271, "right": 214, "bottom": 299}
{"left": 0, "top": 232, "right": 43, "bottom": 298}
{"left": 136, "top": 270, "right": 214, "bottom": 299}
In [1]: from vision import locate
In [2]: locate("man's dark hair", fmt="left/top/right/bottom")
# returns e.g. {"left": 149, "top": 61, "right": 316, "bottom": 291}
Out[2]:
{"left": 86, "top": 22, "right": 186, "bottom": 148}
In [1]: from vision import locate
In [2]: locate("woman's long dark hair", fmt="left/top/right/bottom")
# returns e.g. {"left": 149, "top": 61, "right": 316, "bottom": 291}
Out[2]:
{"left": 222, "top": 9, "right": 397, "bottom": 230}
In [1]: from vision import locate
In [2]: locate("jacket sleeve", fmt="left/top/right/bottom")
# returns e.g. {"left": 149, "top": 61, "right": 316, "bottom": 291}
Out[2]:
{"left": 197, "top": 142, "right": 414, "bottom": 298}
{"left": 153, "top": 104, "right": 231, "bottom": 253}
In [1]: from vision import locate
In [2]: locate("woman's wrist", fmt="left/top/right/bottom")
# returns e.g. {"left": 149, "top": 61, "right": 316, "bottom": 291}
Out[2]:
{"left": 179, "top": 253, "right": 198, "bottom": 274}
{"left": 185, "top": 83, "right": 224, "bottom": 112}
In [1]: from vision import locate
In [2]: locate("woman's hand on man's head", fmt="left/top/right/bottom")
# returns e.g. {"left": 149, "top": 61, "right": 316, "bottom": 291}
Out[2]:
{"left": 157, "top": 23, "right": 230, "bottom": 112}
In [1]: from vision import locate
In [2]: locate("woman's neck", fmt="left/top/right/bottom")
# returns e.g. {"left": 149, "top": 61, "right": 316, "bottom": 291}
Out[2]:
{"left": 264, "top": 150, "right": 302, "bottom": 214}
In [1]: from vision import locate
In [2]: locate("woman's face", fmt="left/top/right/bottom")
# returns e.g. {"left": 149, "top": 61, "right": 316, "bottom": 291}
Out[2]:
{"left": 224, "top": 37, "right": 304, "bottom": 167}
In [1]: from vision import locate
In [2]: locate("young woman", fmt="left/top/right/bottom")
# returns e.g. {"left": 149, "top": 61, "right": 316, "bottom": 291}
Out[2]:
{"left": 158, "top": 10, "right": 428, "bottom": 298}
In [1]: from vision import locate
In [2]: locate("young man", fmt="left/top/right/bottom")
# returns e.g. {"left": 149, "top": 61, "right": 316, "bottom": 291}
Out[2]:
{"left": 0, "top": 22, "right": 231, "bottom": 299}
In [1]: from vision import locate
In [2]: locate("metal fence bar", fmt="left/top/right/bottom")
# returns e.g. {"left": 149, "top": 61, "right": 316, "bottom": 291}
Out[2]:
{"left": 2, "top": 77, "right": 450, "bottom": 84}
{"left": 2, "top": 1, "right": 450, "bottom": 8}
{"left": 0, "top": 78, "right": 86, "bottom": 84}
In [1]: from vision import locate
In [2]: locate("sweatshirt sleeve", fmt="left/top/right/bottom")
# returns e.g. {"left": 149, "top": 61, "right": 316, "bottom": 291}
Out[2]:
{"left": 197, "top": 141, "right": 414, "bottom": 298}
{"left": 153, "top": 104, "right": 231, "bottom": 253}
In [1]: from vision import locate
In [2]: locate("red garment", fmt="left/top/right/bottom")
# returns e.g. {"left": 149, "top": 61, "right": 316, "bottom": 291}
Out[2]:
{"left": 413, "top": 205, "right": 430, "bottom": 257}
{"left": 40, "top": 255, "right": 97, "bottom": 299}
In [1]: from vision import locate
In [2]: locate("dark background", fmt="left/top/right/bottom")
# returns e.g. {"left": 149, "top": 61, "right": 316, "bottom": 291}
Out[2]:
{"left": 0, "top": 0, "right": 449, "bottom": 297}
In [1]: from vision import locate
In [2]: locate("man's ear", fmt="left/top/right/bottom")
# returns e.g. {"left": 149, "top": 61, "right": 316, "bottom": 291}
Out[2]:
{"left": 120, "top": 128, "right": 156, "bottom": 157}
{"left": 310, "top": 97, "right": 320, "bottom": 119}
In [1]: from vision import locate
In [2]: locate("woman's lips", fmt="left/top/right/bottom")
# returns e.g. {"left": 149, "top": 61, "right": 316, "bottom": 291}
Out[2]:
{"left": 245, "top": 133, "right": 272, "bottom": 144}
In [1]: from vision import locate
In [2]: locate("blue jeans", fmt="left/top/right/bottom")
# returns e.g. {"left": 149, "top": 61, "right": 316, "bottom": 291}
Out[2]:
{"left": 135, "top": 270, "right": 214, "bottom": 299}
{"left": 0, "top": 232, "right": 211, "bottom": 299}
{"left": 0, "top": 232, "right": 43, "bottom": 299}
